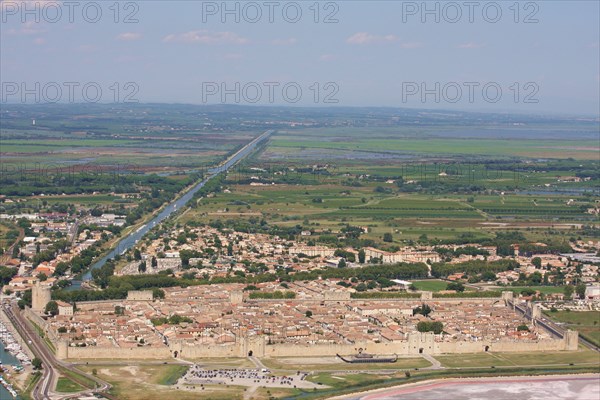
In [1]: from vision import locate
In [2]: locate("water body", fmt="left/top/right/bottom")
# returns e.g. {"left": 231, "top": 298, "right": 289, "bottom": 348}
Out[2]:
{"left": 343, "top": 375, "right": 600, "bottom": 400}
{"left": 69, "top": 130, "right": 273, "bottom": 290}
{"left": 0, "top": 342, "right": 22, "bottom": 399}
{"left": 516, "top": 189, "right": 598, "bottom": 196}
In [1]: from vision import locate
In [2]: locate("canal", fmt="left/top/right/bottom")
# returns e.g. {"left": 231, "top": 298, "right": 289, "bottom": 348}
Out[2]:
{"left": 69, "top": 130, "right": 273, "bottom": 290}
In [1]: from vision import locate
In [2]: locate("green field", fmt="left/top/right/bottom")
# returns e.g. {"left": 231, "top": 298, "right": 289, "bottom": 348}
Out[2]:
{"left": 261, "top": 357, "right": 430, "bottom": 371}
{"left": 181, "top": 178, "right": 596, "bottom": 247}
{"left": 545, "top": 311, "right": 600, "bottom": 347}
{"left": 156, "top": 365, "right": 189, "bottom": 385}
{"left": 55, "top": 376, "right": 85, "bottom": 393}
{"left": 410, "top": 280, "right": 449, "bottom": 292}
{"left": 436, "top": 350, "right": 599, "bottom": 368}
{"left": 267, "top": 129, "right": 600, "bottom": 160}
{"left": 78, "top": 364, "right": 224, "bottom": 400}
{"left": 0, "top": 222, "right": 20, "bottom": 253}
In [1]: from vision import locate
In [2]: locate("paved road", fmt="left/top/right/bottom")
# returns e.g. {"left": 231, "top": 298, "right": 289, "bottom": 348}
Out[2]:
{"left": 420, "top": 353, "right": 443, "bottom": 370}
{"left": 4, "top": 302, "right": 112, "bottom": 399}
{"left": 510, "top": 300, "right": 600, "bottom": 353}
{"left": 3, "top": 303, "right": 55, "bottom": 399}
{"left": 248, "top": 355, "right": 268, "bottom": 370}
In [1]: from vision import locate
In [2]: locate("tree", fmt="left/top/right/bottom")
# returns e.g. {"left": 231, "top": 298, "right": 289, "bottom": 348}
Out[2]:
{"left": 37, "top": 272, "right": 48, "bottom": 282}
{"left": 446, "top": 282, "right": 465, "bottom": 292}
{"left": 564, "top": 284, "right": 575, "bottom": 299}
{"left": 133, "top": 249, "right": 142, "bottom": 261}
{"left": 355, "top": 283, "right": 367, "bottom": 292}
{"left": 531, "top": 257, "right": 542, "bottom": 268}
{"left": 45, "top": 300, "right": 58, "bottom": 316}
{"left": 575, "top": 284, "right": 587, "bottom": 299}
{"left": 305, "top": 310, "right": 313, "bottom": 318}
{"left": 383, "top": 233, "right": 393, "bottom": 243}
{"left": 431, "top": 321, "right": 444, "bottom": 334}
{"left": 337, "top": 258, "right": 347, "bottom": 268}
{"left": 517, "top": 324, "right": 530, "bottom": 332}
{"left": 32, "top": 357, "right": 43, "bottom": 370}
{"left": 53, "top": 262, "right": 69, "bottom": 277}
{"left": 481, "top": 271, "right": 496, "bottom": 282}
{"left": 528, "top": 271, "right": 543, "bottom": 285}
{"left": 413, "top": 303, "right": 432, "bottom": 317}
{"left": 58, "top": 326, "right": 67, "bottom": 333}
{"left": 358, "top": 249, "right": 366, "bottom": 264}
{"left": 416, "top": 321, "right": 443, "bottom": 334}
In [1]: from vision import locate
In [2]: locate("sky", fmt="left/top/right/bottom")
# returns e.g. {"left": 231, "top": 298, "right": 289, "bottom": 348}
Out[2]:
{"left": 1, "top": 0, "right": 599, "bottom": 115}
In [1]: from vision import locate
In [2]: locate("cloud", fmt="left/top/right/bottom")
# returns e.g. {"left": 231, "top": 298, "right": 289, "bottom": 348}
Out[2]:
{"left": 1, "top": 0, "right": 52, "bottom": 14}
{"left": 162, "top": 30, "right": 249, "bottom": 45}
{"left": 400, "top": 42, "right": 423, "bottom": 49}
{"left": 5, "top": 21, "right": 45, "bottom": 36}
{"left": 117, "top": 32, "right": 142, "bottom": 41}
{"left": 458, "top": 42, "right": 484, "bottom": 49}
{"left": 347, "top": 32, "right": 399, "bottom": 45}
{"left": 77, "top": 44, "right": 96, "bottom": 52}
{"left": 319, "top": 54, "right": 336, "bottom": 61}
{"left": 33, "top": 37, "right": 46, "bottom": 45}
{"left": 223, "top": 53, "right": 243, "bottom": 60}
{"left": 271, "top": 38, "right": 297, "bottom": 45}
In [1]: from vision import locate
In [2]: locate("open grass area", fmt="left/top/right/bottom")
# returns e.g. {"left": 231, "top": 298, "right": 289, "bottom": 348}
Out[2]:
{"left": 253, "top": 387, "right": 303, "bottom": 399}
{"left": 306, "top": 371, "right": 403, "bottom": 390}
{"left": 261, "top": 356, "right": 430, "bottom": 371}
{"left": 544, "top": 311, "right": 600, "bottom": 347}
{"left": 20, "top": 371, "right": 42, "bottom": 400}
{"left": 436, "top": 353, "right": 513, "bottom": 368}
{"left": 545, "top": 311, "right": 600, "bottom": 325}
{"left": 55, "top": 376, "right": 85, "bottom": 393}
{"left": 156, "top": 365, "right": 189, "bottom": 385}
{"left": 411, "top": 280, "right": 449, "bottom": 292}
{"left": 59, "top": 367, "right": 98, "bottom": 390}
{"left": 78, "top": 364, "right": 233, "bottom": 400}
{"left": 437, "top": 350, "right": 600, "bottom": 368}
{"left": 499, "top": 350, "right": 600, "bottom": 366}
{"left": 185, "top": 357, "right": 255, "bottom": 368}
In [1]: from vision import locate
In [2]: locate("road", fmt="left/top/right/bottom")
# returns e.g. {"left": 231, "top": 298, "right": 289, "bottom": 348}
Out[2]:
{"left": 3, "top": 302, "right": 112, "bottom": 399}
{"left": 70, "top": 129, "right": 274, "bottom": 287}
{"left": 509, "top": 300, "right": 600, "bottom": 353}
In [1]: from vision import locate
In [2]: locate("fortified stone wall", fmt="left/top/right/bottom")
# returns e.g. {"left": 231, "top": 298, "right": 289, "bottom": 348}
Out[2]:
{"left": 23, "top": 307, "right": 59, "bottom": 343}
{"left": 58, "top": 331, "right": 574, "bottom": 360}
{"left": 127, "top": 290, "right": 153, "bottom": 301}
{"left": 31, "top": 283, "right": 51, "bottom": 312}
{"left": 61, "top": 345, "right": 172, "bottom": 360}
{"left": 324, "top": 291, "right": 351, "bottom": 301}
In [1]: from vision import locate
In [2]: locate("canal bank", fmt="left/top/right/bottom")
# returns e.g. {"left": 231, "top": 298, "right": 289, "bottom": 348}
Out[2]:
{"left": 68, "top": 129, "right": 273, "bottom": 290}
